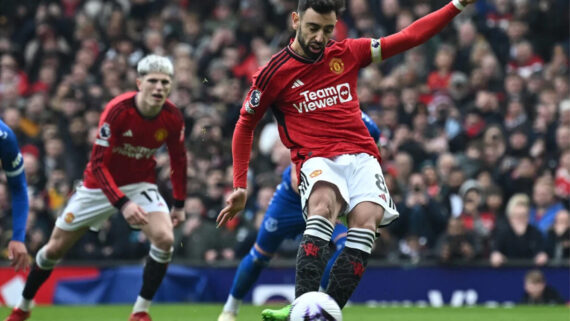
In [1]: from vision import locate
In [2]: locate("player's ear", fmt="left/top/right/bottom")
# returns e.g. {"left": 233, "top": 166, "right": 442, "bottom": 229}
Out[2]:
{"left": 136, "top": 77, "right": 142, "bottom": 90}
{"left": 292, "top": 12, "right": 300, "bottom": 31}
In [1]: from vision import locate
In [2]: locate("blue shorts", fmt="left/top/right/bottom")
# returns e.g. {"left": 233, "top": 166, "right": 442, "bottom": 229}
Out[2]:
{"left": 256, "top": 180, "right": 347, "bottom": 254}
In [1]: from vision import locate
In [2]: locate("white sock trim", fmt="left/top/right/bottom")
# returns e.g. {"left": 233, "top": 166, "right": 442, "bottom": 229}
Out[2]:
{"left": 17, "top": 298, "right": 33, "bottom": 312}
{"left": 36, "top": 247, "right": 59, "bottom": 270}
{"left": 304, "top": 216, "right": 334, "bottom": 241}
{"left": 133, "top": 296, "right": 152, "bottom": 313}
{"left": 223, "top": 294, "right": 242, "bottom": 314}
{"left": 149, "top": 244, "right": 173, "bottom": 263}
{"left": 452, "top": 0, "right": 465, "bottom": 11}
{"left": 345, "top": 228, "right": 376, "bottom": 254}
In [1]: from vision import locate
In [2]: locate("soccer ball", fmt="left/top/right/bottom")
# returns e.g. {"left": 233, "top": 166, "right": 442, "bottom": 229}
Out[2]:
{"left": 289, "top": 291, "right": 342, "bottom": 321}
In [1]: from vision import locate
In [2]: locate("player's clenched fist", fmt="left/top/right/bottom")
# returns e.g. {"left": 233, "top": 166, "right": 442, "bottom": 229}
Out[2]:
{"left": 217, "top": 188, "right": 247, "bottom": 228}
{"left": 170, "top": 207, "right": 185, "bottom": 227}
{"left": 121, "top": 201, "right": 149, "bottom": 226}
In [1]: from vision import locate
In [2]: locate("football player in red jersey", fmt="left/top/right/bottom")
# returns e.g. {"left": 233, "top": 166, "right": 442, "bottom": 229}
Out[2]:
{"left": 4, "top": 55, "right": 187, "bottom": 321}
{"left": 216, "top": 0, "right": 477, "bottom": 320}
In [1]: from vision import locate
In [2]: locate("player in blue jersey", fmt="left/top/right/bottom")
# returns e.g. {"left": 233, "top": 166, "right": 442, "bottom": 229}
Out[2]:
{"left": 218, "top": 112, "right": 380, "bottom": 321}
{"left": 0, "top": 120, "right": 30, "bottom": 272}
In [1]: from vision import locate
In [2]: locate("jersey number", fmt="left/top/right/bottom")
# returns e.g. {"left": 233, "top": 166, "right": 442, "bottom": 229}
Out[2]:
{"left": 140, "top": 188, "right": 160, "bottom": 202}
{"left": 375, "top": 174, "right": 387, "bottom": 193}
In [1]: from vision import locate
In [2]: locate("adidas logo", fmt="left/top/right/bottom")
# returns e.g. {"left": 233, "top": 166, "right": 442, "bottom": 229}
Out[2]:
{"left": 291, "top": 79, "right": 304, "bottom": 89}
{"left": 122, "top": 130, "right": 133, "bottom": 137}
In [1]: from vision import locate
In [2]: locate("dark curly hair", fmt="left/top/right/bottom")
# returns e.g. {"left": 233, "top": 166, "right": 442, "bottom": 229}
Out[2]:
{"left": 297, "top": 0, "right": 345, "bottom": 16}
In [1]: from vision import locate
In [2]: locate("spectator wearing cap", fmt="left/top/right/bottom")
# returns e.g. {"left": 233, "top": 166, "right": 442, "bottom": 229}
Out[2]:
{"left": 458, "top": 179, "right": 495, "bottom": 239}
{"left": 448, "top": 72, "right": 472, "bottom": 108}
{"left": 490, "top": 194, "right": 547, "bottom": 267}
{"left": 530, "top": 180, "right": 564, "bottom": 236}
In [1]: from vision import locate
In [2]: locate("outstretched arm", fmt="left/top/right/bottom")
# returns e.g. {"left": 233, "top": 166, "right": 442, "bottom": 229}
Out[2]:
{"left": 380, "top": 0, "right": 476, "bottom": 60}
{"left": 217, "top": 85, "right": 271, "bottom": 227}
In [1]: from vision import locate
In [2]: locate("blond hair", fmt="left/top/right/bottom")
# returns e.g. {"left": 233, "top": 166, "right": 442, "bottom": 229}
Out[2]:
{"left": 137, "top": 54, "right": 174, "bottom": 77}
{"left": 505, "top": 193, "right": 530, "bottom": 218}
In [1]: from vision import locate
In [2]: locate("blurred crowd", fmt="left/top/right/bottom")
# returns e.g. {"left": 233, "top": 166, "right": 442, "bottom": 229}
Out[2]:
{"left": 0, "top": 0, "right": 568, "bottom": 267}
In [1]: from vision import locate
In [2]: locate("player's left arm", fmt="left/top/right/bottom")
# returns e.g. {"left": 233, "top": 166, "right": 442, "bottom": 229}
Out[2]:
{"left": 165, "top": 109, "right": 187, "bottom": 227}
{"left": 217, "top": 83, "right": 276, "bottom": 228}
{"left": 379, "top": 0, "right": 476, "bottom": 61}
{"left": 0, "top": 123, "right": 30, "bottom": 271}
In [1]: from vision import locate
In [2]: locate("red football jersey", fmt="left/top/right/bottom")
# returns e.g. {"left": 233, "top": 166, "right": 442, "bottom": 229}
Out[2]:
{"left": 83, "top": 92, "right": 187, "bottom": 208}
{"left": 232, "top": 2, "right": 461, "bottom": 188}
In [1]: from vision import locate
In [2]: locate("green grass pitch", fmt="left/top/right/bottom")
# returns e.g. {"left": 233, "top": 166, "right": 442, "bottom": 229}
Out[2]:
{"left": 1, "top": 305, "right": 568, "bottom": 321}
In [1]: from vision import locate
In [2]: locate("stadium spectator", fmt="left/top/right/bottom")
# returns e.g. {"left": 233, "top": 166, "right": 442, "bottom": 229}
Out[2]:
{"left": 530, "top": 180, "right": 565, "bottom": 236}
{"left": 490, "top": 194, "right": 548, "bottom": 267}
{"left": 544, "top": 209, "right": 570, "bottom": 262}
{"left": 399, "top": 173, "right": 447, "bottom": 249}
{"left": 520, "top": 269, "right": 565, "bottom": 305}
{"left": 435, "top": 217, "right": 481, "bottom": 263}
{"left": 458, "top": 179, "right": 495, "bottom": 239}
{"left": 178, "top": 194, "right": 236, "bottom": 263}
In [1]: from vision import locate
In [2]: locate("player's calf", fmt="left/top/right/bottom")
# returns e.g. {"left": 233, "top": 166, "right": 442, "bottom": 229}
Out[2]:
{"left": 326, "top": 227, "right": 375, "bottom": 308}
{"left": 16, "top": 247, "right": 60, "bottom": 313}
{"left": 295, "top": 215, "right": 334, "bottom": 297}
{"left": 132, "top": 244, "right": 172, "bottom": 315}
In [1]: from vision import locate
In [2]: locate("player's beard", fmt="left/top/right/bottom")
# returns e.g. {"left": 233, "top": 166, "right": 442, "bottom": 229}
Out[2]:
{"left": 297, "top": 27, "right": 324, "bottom": 60}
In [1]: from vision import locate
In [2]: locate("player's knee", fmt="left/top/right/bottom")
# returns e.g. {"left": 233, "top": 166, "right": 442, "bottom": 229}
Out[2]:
{"left": 251, "top": 246, "right": 271, "bottom": 266}
{"left": 149, "top": 243, "right": 173, "bottom": 263}
{"left": 36, "top": 246, "right": 61, "bottom": 270}
{"left": 307, "top": 183, "right": 342, "bottom": 220}
{"left": 349, "top": 202, "right": 384, "bottom": 230}
{"left": 43, "top": 240, "right": 66, "bottom": 261}
{"left": 151, "top": 231, "right": 174, "bottom": 251}
{"left": 307, "top": 202, "right": 335, "bottom": 220}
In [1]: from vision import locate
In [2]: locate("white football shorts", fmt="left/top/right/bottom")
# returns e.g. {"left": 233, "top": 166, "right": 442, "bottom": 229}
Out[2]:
{"left": 55, "top": 182, "right": 169, "bottom": 231}
{"left": 299, "top": 153, "right": 399, "bottom": 226}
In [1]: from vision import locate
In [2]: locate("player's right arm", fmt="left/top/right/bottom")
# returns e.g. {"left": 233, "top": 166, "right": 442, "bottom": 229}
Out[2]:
{"left": 91, "top": 103, "right": 148, "bottom": 226}
{"left": 380, "top": 0, "right": 476, "bottom": 61}
{"left": 217, "top": 76, "right": 278, "bottom": 227}
{"left": 0, "top": 121, "right": 30, "bottom": 271}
